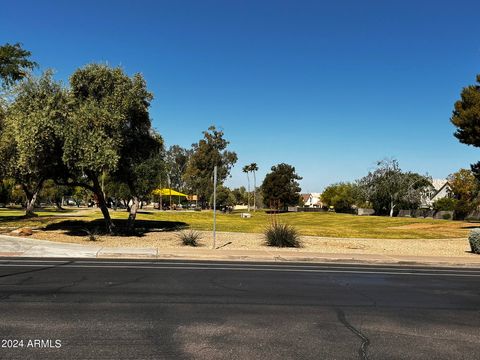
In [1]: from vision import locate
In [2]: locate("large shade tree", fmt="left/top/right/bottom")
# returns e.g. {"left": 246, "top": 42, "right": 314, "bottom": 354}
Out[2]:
{"left": 183, "top": 126, "right": 237, "bottom": 208}
{"left": 261, "top": 163, "right": 302, "bottom": 209}
{"left": 358, "top": 159, "right": 431, "bottom": 216}
{"left": 321, "top": 182, "right": 359, "bottom": 213}
{"left": 61, "top": 64, "right": 156, "bottom": 232}
{"left": 447, "top": 168, "right": 479, "bottom": 219}
{"left": 0, "top": 42, "right": 38, "bottom": 210}
{"left": 113, "top": 131, "right": 166, "bottom": 229}
{"left": 0, "top": 72, "right": 66, "bottom": 216}
{"left": 165, "top": 145, "right": 192, "bottom": 192}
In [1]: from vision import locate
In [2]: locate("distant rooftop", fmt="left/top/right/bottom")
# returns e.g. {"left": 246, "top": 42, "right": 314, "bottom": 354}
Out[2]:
{"left": 431, "top": 179, "right": 448, "bottom": 191}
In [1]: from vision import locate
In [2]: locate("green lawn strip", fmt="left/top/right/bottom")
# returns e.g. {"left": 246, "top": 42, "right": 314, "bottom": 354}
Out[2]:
{"left": 0, "top": 208, "right": 470, "bottom": 239}
{"left": 137, "top": 211, "right": 468, "bottom": 239}
{"left": 0, "top": 208, "right": 93, "bottom": 229}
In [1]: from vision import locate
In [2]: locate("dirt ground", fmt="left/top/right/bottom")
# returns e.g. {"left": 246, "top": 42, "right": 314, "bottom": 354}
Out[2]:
{"left": 25, "top": 229, "right": 474, "bottom": 258}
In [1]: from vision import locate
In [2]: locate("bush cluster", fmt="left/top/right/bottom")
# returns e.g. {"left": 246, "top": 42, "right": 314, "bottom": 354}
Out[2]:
{"left": 433, "top": 197, "right": 457, "bottom": 211}
{"left": 442, "top": 213, "right": 452, "bottom": 220}
{"left": 469, "top": 229, "right": 480, "bottom": 254}
{"left": 264, "top": 223, "right": 301, "bottom": 248}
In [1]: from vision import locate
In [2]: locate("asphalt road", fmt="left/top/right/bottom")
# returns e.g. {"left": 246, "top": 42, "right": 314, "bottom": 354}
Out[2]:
{"left": 0, "top": 259, "right": 479, "bottom": 360}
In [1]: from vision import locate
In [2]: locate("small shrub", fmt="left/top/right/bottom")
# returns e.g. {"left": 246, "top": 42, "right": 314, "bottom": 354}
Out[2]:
{"left": 83, "top": 227, "right": 99, "bottom": 241}
{"left": 442, "top": 213, "right": 452, "bottom": 220}
{"left": 177, "top": 230, "right": 202, "bottom": 246}
{"left": 469, "top": 229, "right": 480, "bottom": 254}
{"left": 264, "top": 223, "right": 301, "bottom": 247}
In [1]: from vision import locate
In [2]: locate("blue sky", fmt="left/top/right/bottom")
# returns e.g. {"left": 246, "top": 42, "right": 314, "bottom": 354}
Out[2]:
{"left": 2, "top": 0, "right": 480, "bottom": 192}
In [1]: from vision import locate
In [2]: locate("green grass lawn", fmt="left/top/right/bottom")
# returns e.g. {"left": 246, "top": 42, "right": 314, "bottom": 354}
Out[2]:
{"left": 0, "top": 208, "right": 82, "bottom": 228}
{"left": 0, "top": 207, "right": 473, "bottom": 239}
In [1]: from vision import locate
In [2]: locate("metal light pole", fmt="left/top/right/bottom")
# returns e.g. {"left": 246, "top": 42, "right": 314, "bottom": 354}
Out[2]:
{"left": 212, "top": 165, "right": 217, "bottom": 249}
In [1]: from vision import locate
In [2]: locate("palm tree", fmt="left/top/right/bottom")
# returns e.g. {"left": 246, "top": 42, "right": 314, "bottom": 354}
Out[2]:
{"left": 249, "top": 163, "right": 259, "bottom": 211}
{"left": 242, "top": 165, "right": 251, "bottom": 211}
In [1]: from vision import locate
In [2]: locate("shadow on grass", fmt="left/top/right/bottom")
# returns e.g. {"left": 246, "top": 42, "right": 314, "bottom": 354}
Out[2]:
{"left": 0, "top": 216, "right": 25, "bottom": 223}
{"left": 462, "top": 225, "right": 480, "bottom": 229}
{"left": 0, "top": 215, "right": 89, "bottom": 226}
{"left": 0, "top": 215, "right": 65, "bottom": 224}
{"left": 43, "top": 219, "right": 188, "bottom": 237}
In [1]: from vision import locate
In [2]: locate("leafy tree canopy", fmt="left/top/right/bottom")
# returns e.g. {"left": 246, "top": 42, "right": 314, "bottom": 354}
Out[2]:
{"left": 232, "top": 186, "right": 248, "bottom": 205}
{"left": 64, "top": 64, "right": 153, "bottom": 176}
{"left": 447, "top": 168, "right": 479, "bottom": 202}
{"left": 183, "top": 126, "right": 237, "bottom": 206}
{"left": 451, "top": 74, "right": 480, "bottom": 180}
{"left": 0, "top": 71, "right": 66, "bottom": 216}
{"left": 0, "top": 43, "right": 37, "bottom": 88}
{"left": 321, "top": 182, "right": 358, "bottom": 213}
{"left": 358, "top": 159, "right": 431, "bottom": 216}
{"left": 451, "top": 74, "right": 480, "bottom": 147}
{"left": 432, "top": 197, "right": 457, "bottom": 211}
{"left": 165, "top": 145, "right": 192, "bottom": 192}
{"left": 210, "top": 185, "right": 236, "bottom": 208}
{"left": 63, "top": 64, "right": 156, "bottom": 231}
{"left": 261, "top": 163, "right": 302, "bottom": 209}
{"left": 445, "top": 168, "right": 479, "bottom": 219}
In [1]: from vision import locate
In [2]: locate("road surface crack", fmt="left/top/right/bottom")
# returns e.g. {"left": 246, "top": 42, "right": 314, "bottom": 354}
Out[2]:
{"left": 54, "top": 276, "right": 87, "bottom": 292}
{"left": 335, "top": 308, "right": 370, "bottom": 360}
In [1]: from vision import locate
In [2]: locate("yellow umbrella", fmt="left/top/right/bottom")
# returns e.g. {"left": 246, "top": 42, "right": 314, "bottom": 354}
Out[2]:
{"left": 152, "top": 188, "right": 188, "bottom": 197}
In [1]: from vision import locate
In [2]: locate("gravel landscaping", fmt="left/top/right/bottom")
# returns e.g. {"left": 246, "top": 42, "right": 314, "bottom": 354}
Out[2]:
{"left": 26, "top": 229, "right": 474, "bottom": 258}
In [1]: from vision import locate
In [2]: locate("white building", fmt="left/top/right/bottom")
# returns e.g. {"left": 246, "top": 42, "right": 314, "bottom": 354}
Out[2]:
{"left": 301, "top": 193, "right": 323, "bottom": 207}
{"left": 422, "top": 179, "right": 452, "bottom": 208}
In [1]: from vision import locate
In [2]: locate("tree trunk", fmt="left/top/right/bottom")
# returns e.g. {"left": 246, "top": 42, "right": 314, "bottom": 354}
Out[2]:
{"left": 246, "top": 173, "right": 251, "bottom": 211}
{"left": 55, "top": 199, "right": 64, "bottom": 210}
{"left": 389, "top": 201, "right": 395, "bottom": 217}
{"left": 89, "top": 173, "right": 115, "bottom": 233}
{"left": 22, "top": 181, "right": 43, "bottom": 218}
{"left": 127, "top": 196, "right": 140, "bottom": 230}
{"left": 25, "top": 192, "right": 39, "bottom": 218}
{"left": 253, "top": 171, "right": 256, "bottom": 212}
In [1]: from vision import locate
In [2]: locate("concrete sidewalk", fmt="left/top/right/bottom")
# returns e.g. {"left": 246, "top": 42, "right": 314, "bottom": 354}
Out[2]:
{"left": 1, "top": 234, "right": 480, "bottom": 267}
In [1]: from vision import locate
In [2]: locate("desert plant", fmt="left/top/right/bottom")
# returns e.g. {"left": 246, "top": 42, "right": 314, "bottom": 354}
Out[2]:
{"left": 468, "top": 229, "right": 480, "bottom": 254}
{"left": 264, "top": 223, "right": 301, "bottom": 247}
{"left": 177, "top": 230, "right": 202, "bottom": 246}
{"left": 83, "top": 227, "right": 99, "bottom": 241}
